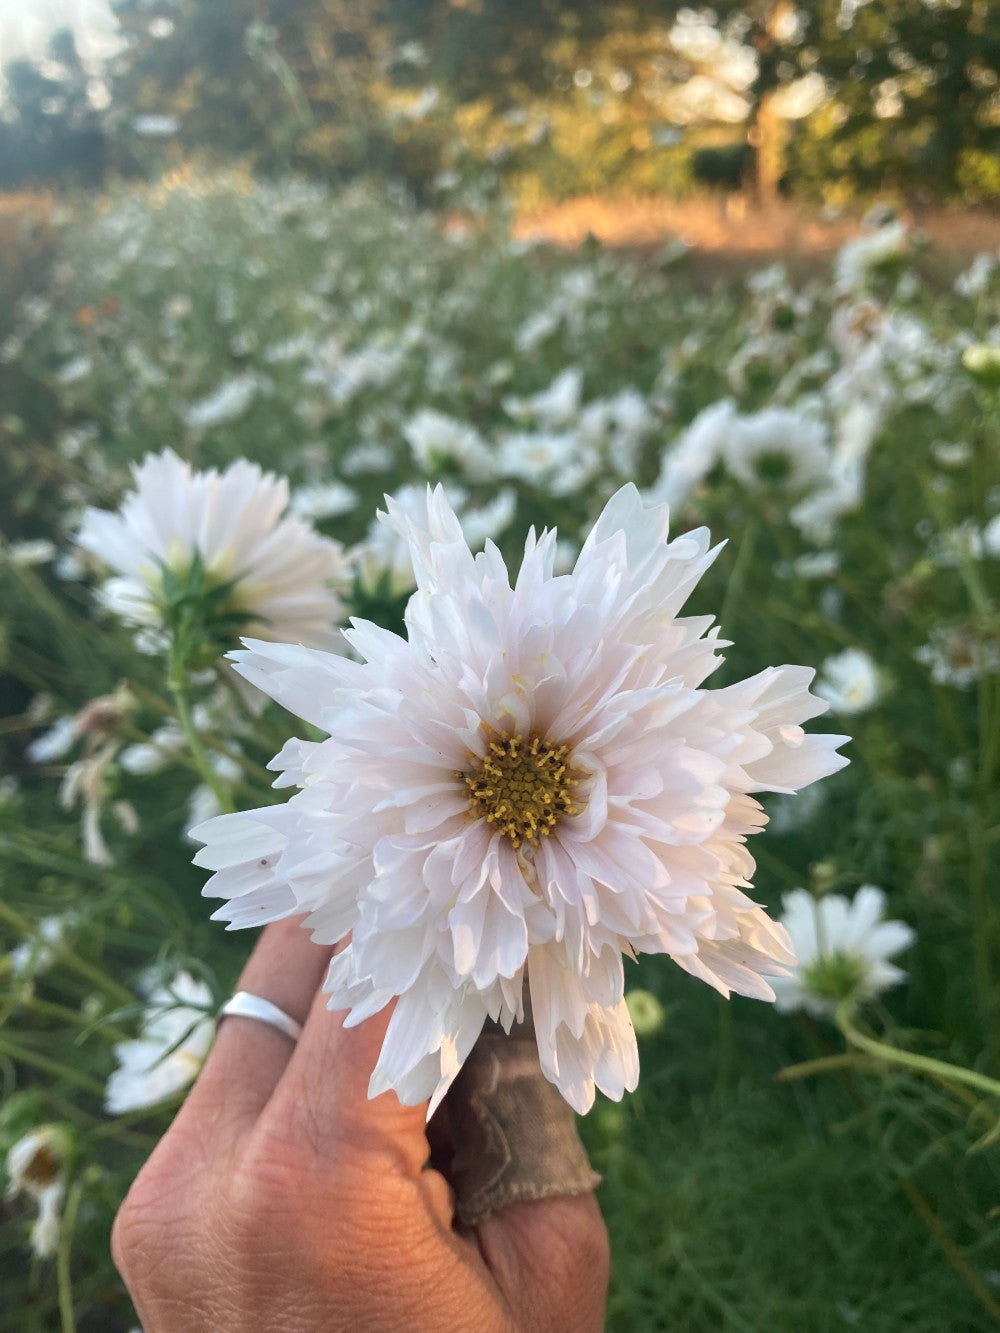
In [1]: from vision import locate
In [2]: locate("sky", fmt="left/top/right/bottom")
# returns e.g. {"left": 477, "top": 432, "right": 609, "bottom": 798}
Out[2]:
{"left": 0, "top": 0, "right": 122, "bottom": 68}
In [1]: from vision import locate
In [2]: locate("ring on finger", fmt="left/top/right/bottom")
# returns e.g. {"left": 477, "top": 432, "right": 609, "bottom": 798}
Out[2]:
{"left": 219, "top": 990, "right": 304, "bottom": 1044}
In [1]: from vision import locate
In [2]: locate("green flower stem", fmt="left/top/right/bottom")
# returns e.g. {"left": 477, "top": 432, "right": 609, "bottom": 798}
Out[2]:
{"left": 775, "top": 1052, "right": 877, "bottom": 1082}
{"left": 718, "top": 517, "right": 757, "bottom": 641}
{"left": 836, "top": 1006, "right": 1000, "bottom": 1102}
{"left": 26, "top": 996, "right": 131, "bottom": 1043}
{"left": 788, "top": 1024, "right": 1000, "bottom": 1324}
{"left": 898, "top": 1176, "right": 1000, "bottom": 1326}
{"left": 0, "top": 900, "right": 134, "bottom": 1007}
{"left": 214, "top": 664, "right": 294, "bottom": 756}
{"left": 167, "top": 664, "right": 235, "bottom": 815}
{"left": 57, "top": 1174, "right": 85, "bottom": 1333}
{"left": 0, "top": 1036, "right": 104, "bottom": 1095}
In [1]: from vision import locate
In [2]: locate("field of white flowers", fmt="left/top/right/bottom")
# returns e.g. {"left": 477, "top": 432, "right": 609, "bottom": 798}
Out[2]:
{"left": 1, "top": 171, "right": 998, "bottom": 1332}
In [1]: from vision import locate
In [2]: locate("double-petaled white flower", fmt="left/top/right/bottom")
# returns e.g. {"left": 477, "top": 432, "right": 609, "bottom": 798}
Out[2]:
{"left": 76, "top": 449, "right": 346, "bottom": 654}
{"left": 194, "top": 486, "right": 848, "bottom": 1113}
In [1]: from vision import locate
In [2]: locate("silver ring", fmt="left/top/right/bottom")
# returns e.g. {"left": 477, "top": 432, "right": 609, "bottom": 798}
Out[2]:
{"left": 219, "top": 991, "right": 303, "bottom": 1043}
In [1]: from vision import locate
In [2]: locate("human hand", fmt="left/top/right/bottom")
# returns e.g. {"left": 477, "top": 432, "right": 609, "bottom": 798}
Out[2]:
{"left": 112, "top": 918, "right": 610, "bottom": 1332}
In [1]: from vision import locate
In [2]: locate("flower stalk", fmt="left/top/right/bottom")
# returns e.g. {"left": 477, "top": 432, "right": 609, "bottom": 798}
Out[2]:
{"left": 835, "top": 1004, "right": 1000, "bottom": 1103}
{"left": 167, "top": 658, "right": 235, "bottom": 816}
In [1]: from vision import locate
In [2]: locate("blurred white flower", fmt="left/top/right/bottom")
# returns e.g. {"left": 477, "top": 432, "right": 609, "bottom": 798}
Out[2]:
{"left": 503, "top": 368, "right": 584, "bottom": 428}
{"left": 721, "top": 407, "right": 831, "bottom": 492}
{"left": 105, "top": 973, "right": 215, "bottom": 1114}
{"left": 0, "top": 0, "right": 122, "bottom": 65}
{"left": 645, "top": 400, "right": 735, "bottom": 511}
{"left": 55, "top": 355, "right": 93, "bottom": 385}
{"left": 772, "top": 886, "right": 914, "bottom": 1018}
{"left": 26, "top": 716, "right": 78, "bottom": 764}
{"left": 183, "top": 374, "right": 260, "bottom": 431}
{"left": 456, "top": 487, "right": 518, "bottom": 548}
{"left": 304, "top": 339, "right": 405, "bottom": 406}
{"left": 496, "top": 431, "right": 599, "bottom": 495}
{"left": 931, "top": 442, "right": 971, "bottom": 469}
{"left": 915, "top": 624, "right": 999, "bottom": 689}
{"left": 194, "top": 485, "right": 847, "bottom": 1115}
{"left": 929, "top": 520, "right": 998, "bottom": 567}
{"left": 132, "top": 114, "right": 179, "bottom": 138}
{"left": 76, "top": 450, "right": 346, "bottom": 652}
{"left": 792, "top": 552, "right": 840, "bottom": 580}
{"left": 289, "top": 481, "right": 356, "bottom": 521}
{"left": 834, "top": 221, "right": 908, "bottom": 293}
{"left": 340, "top": 441, "right": 395, "bottom": 476}
{"left": 514, "top": 309, "right": 560, "bottom": 353}
{"left": 403, "top": 409, "right": 494, "bottom": 480}
{"left": 26, "top": 686, "right": 135, "bottom": 864}
{"left": 185, "top": 753, "right": 243, "bottom": 830}
{"left": 7, "top": 913, "right": 77, "bottom": 980}
{"left": 815, "top": 647, "right": 882, "bottom": 715}
{"left": 1, "top": 538, "right": 56, "bottom": 566}
{"left": 5, "top": 1125, "right": 70, "bottom": 1260}
{"left": 954, "top": 252, "right": 996, "bottom": 299}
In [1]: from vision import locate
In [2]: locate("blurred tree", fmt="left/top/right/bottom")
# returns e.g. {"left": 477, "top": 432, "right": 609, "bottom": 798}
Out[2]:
{"left": 801, "top": 0, "right": 1000, "bottom": 202}
{"left": 0, "top": 29, "right": 106, "bottom": 188}
{"left": 4, "top": 0, "right": 997, "bottom": 202}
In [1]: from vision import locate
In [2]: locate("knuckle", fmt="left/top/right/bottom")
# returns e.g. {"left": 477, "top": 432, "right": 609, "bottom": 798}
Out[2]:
{"left": 112, "top": 1159, "right": 183, "bottom": 1277}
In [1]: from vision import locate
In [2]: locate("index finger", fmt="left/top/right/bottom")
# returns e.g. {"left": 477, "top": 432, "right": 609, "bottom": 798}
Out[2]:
{"left": 175, "top": 917, "right": 334, "bottom": 1150}
{"left": 257, "top": 985, "right": 434, "bottom": 1180}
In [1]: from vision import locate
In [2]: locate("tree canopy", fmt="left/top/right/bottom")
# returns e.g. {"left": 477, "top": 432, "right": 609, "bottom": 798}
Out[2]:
{"left": 1, "top": 0, "right": 998, "bottom": 201}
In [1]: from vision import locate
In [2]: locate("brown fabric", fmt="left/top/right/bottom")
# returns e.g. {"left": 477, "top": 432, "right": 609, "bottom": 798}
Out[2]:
{"left": 447, "top": 1013, "right": 601, "bottom": 1226}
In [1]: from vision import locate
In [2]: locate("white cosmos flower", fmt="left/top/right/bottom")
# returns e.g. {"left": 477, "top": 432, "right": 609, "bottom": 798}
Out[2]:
{"left": 183, "top": 374, "right": 260, "bottom": 432}
{"left": 496, "top": 431, "right": 599, "bottom": 495}
{"left": 834, "top": 221, "right": 908, "bottom": 293}
{"left": 721, "top": 407, "right": 831, "bottom": 493}
{"left": 772, "top": 886, "right": 914, "bottom": 1019}
{"left": 503, "top": 368, "right": 584, "bottom": 428}
{"left": 193, "top": 485, "right": 848, "bottom": 1114}
{"left": 815, "top": 647, "right": 882, "bottom": 715}
{"left": 7, "top": 912, "right": 77, "bottom": 979}
{"left": 645, "top": 400, "right": 736, "bottom": 512}
{"left": 76, "top": 450, "right": 346, "bottom": 650}
{"left": 105, "top": 972, "right": 215, "bottom": 1114}
{"left": 403, "top": 409, "right": 494, "bottom": 481}
{"left": 5, "top": 1125, "right": 71, "bottom": 1260}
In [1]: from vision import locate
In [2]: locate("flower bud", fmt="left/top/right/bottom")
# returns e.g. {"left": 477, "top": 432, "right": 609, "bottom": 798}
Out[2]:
{"left": 962, "top": 344, "right": 1000, "bottom": 386}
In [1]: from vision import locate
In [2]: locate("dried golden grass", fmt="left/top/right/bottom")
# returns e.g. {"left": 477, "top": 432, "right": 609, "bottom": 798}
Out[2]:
{"left": 514, "top": 192, "right": 1000, "bottom": 277}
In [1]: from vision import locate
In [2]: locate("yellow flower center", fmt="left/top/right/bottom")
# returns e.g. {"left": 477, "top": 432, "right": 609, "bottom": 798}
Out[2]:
{"left": 460, "top": 730, "right": 584, "bottom": 848}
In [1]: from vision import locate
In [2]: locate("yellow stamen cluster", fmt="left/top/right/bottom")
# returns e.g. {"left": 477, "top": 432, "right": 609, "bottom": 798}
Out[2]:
{"left": 461, "top": 731, "right": 584, "bottom": 848}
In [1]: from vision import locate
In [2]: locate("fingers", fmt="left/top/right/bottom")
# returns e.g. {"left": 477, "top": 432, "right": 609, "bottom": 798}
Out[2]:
{"left": 259, "top": 986, "right": 433, "bottom": 1179}
{"left": 177, "top": 916, "right": 334, "bottom": 1149}
{"left": 476, "top": 1194, "right": 610, "bottom": 1333}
